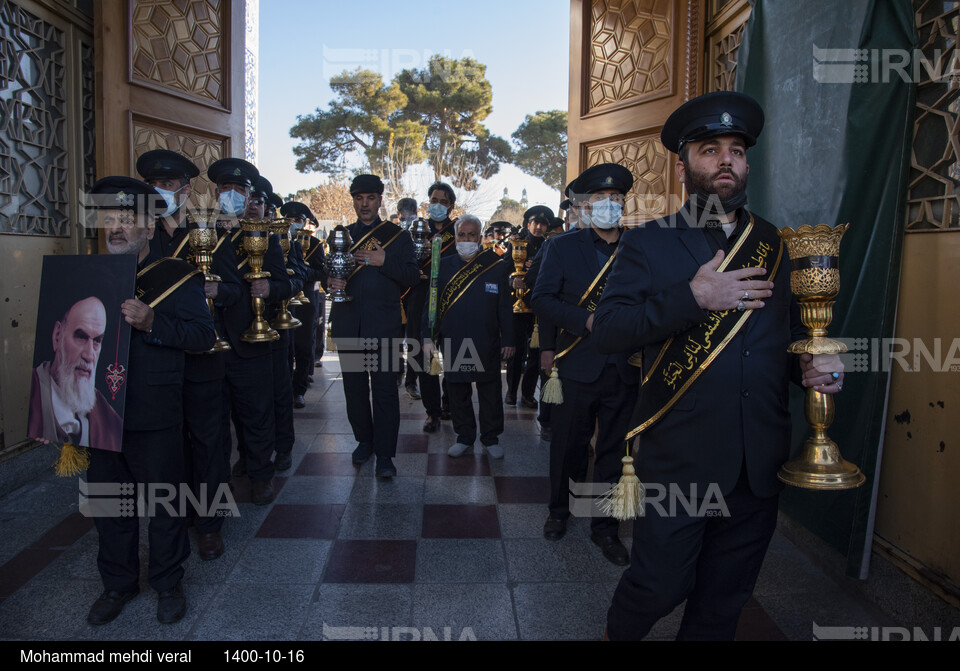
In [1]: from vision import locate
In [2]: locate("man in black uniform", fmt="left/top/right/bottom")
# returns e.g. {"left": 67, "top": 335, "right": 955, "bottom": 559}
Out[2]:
{"left": 506, "top": 206, "right": 551, "bottom": 408}
{"left": 422, "top": 215, "right": 514, "bottom": 459}
{"left": 251, "top": 175, "right": 301, "bottom": 473}
{"left": 84, "top": 176, "right": 214, "bottom": 625}
{"left": 531, "top": 163, "right": 639, "bottom": 566}
{"left": 595, "top": 91, "right": 844, "bottom": 639}
{"left": 283, "top": 201, "right": 325, "bottom": 409}
{"left": 326, "top": 174, "right": 419, "bottom": 477}
{"left": 136, "top": 149, "right": 232, "bottom": 561}
{"left": 412, "top": 182, "right": 460, "bottom": 431}
{"left": 208, "top": 158, "right": 291, "bottom": 504}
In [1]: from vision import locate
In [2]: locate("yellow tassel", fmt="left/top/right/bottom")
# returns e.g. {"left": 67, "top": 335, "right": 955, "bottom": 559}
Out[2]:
{"left": 598, "top": 456, "right": 643, "bottom": 520}
{"left": 530, "top": 321, "right": 539, "bottom": 348}
{"left": 540, "top": 366, "right": 563, "bottom": 405}
{"left": 54, "top": 443, "right": 90, "bottom": 477}
{"left": 429, "top": 350, "right": 442, "bottom": 376}
{"left": 326, "top": 324, "right": 336, "bottom": 352}
{"left": 400, "top": 302, "right": 407, "bottom": 325}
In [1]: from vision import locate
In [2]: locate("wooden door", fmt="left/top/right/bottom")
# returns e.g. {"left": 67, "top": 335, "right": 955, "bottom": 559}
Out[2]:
{"left": 94, "top": 0, "right": 247, "bottom": 236}
{"left": 567, "top": 0, "right": 705, "bottom": 223}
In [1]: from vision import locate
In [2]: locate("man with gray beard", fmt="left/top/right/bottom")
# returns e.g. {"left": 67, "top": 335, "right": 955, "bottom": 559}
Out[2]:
{"left": 29, "top": 296, "right": 122, "bottom": 452}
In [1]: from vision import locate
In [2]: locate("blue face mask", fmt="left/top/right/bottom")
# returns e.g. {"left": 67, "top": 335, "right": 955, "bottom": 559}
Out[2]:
{"left": 219, "top": 190, "right": 246, "bottom": 217}
{"left": 154, "top": 186, "right": 182, "bottom": 217}
{"left": 428, "top": 202, "right": 448, "bottom": 222}
{"left": 588, "top": 198, "right": 623, "bottom": 229}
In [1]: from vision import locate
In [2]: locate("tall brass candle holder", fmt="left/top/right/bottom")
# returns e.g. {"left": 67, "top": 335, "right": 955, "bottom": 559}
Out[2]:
{"left": 509, "top": 238, "right": 533, "bottom": 314}
{"left": 269, "top": 219, "right": 301, "bottom": 330}
{"left": 778, "top": 223, "right": 865, "bottom": 490}
{"left": 294, "top": 230, "right": 312, "bottom": 305}
{"left": 188, "top": 216, "right": 231, "bottom": 353}
{"left": 240, "top": 219, "right": 279, "bottom": 343}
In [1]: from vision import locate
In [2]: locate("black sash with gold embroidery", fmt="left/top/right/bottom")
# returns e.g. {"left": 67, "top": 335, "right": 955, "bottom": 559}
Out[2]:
{"left": 553, "top": 247, "right": 619, "bottom": 361}
{"left": 230, "top": 228, "right": 252, "bottom": 270}
{"left": 625, "top": 215, "right": 783, "bottom": 439}
{"left": 346, "top": 222, "right": 405, "bottom": 280}
{"left": 136, "top": 257, "right": 200, "bottom": 309}
{"left": 435, "top": 250, "right": 502, "bottom": 332}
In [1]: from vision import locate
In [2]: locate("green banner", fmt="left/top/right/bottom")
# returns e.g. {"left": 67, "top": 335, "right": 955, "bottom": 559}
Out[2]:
{"left": 738, "top": 0, "right": 916, "bottom": 576}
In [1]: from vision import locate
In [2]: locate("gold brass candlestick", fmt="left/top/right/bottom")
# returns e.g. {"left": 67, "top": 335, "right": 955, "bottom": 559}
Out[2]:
{"left": 188, "top": 220, "right": 231, "bottom": 353}
{"left": 294, "top": 230, "right": 312, "bottom": 305}
{"left": 240, "top": 219, "right": 279, "bottom": 343}
{"left": 269, "top": 219, "right": 301, "bottom": 330}
{"left": 509, "top": 239, "right": 533, "bottom": 314}
{"left": 778, "top": 223, "right": 865, "bottom": 490}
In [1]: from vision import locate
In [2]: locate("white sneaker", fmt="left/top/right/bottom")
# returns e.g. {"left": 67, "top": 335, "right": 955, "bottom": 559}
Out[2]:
{"left": 483, "top": 443, "right": 504, "bottom": 459}
{"left": 447, "top": 442, "right": 473, "bottom": 457}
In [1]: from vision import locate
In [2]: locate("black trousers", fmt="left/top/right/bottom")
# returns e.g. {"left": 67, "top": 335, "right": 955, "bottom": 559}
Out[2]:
{"left": 223, "top": 349, "right": 275, "bottom": 482}
{"left": 272, "top": 334, "right": 296, "bottom": 456}
{"left": 537, "top": 368, "right": 553, "bottom": 428}
{"left": 548, "top": 365, "right": 637, "bottom": 536}
{"left": 606, "top": 467, "right": 780, "bottom": 640}
{"left": 293, "top": 298, "right": 319, "bottom": 395}
{"left": 88, "top": 426, "right": 189, "bottom": 593}
{"left": 182, "top": 377, "right": 228, "bottom": 534}
{"left": 339, "top": 344, "right": 400, "bottom": 458}
{"left": 506, "top": 313, "right": 538, "bottom": 399}
{"left": 447, "top": 378, "right": 504, "bottom": 446}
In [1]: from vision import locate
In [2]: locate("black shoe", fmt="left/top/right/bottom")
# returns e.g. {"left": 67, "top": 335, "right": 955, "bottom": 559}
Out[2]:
{"left": 197, "top": 532, "right": 224, "bottom": 561}
{"left": 156, "top": 581, "right": 186, "bottom": 624}
{"left": 520, "top": 396, "right": 539, "bottom": 409}
{"left": 591, "top": 533, "right": 629, "bottom": 566}
{"left": 543, "top": 516, "right": 567, "bottom": 541}
{"left": 307, "top": 375, "right": 314, "bottom": 383}
{"left": 273, "top": 451, "right": 292, "bottom": 472}
{"left": 375, "top": 456, "right": 397, "bottom": 478}
{"left": 314, "top": 360, "right": 323, "bottom": 367}
{"left": 294, "top": 395, "right": 306, "bottom": 409}
{"left": 540, "top": 426, "right": 552, "bottom": 442}
{"left": 405, "top": 385, "right": 421, "bottom": 400}
{"left": 87, "top": 588, "right": 139, "bottom": 626}
{"left": 422, "top": 415, "right": 440, "bottom": 433}
{"left": 440, "top": 404, "right": 451, "bottom": 421}
{"left": 504, "top": 392, "right": 517, "bottom": 406}
{"left": 352, "top": 442, "right": 374, "bottom": 465}
{"left": 251, "top": 478, "right": 276, "bottom": 506}
{"left": 231, "top": 455, "right": 246, "bottom": 478}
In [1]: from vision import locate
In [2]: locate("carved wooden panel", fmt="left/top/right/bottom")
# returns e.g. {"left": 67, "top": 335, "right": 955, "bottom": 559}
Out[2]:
{"left": 131, "top": 116, "right": 228, "bottom": 203}
{"left": 708, "top": 20, "right": 745, "bottom": 91}
{"left": 131, "top": 0, "right": 226, "bottom": 107}
{"left": 905, "top": 0, "right": 959, "bottom": 232}
{"left": 586, "top": 0, "right": 674, "bottom": 113}
{"left": 0, "top": 0, "right": 70, "bottom": 236}
{"left": 585, "top": 134, "right": 671, "bottom": 220}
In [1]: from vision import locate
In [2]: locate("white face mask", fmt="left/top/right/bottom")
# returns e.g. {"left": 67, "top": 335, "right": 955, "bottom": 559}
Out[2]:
{"left": 587, "top": 198, "right": 623, "bottom": 229}
{"left": 155, "top": 185, "right": 185, "bottom": 217}
{"left": 428, "top": 202, "right": 449, "bottom": 222}
{"left": 219, "top": 190, "right": 246, "bottom": 217}
{"left": 456, "top": 241, "right": 480, "bottom": 257}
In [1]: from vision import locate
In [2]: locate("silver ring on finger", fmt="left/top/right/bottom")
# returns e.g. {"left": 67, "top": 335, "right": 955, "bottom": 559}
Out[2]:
{"left": 737, "top": 300, "right": 745, "bottom": 312}
{"left": 742, "top": 290, "right": 749, "bottom": 301}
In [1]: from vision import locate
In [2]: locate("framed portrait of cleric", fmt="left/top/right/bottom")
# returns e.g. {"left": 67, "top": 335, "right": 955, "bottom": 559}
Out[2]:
{"left": 28, "top": 254, "right": 137, "bottom": 452}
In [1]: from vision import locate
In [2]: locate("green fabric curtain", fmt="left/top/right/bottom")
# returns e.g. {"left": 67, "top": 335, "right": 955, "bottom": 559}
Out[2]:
{"left": 738, "top": 0, "right": 917, "bottom": 576}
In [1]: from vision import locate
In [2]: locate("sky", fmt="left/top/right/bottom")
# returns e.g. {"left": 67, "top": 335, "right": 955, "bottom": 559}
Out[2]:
{"left": 257, "top": 0, "right": 570, "bottom": 219}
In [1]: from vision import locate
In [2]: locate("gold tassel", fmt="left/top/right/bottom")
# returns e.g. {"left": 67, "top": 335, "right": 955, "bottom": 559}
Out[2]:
{"left": 530, "top": 321, "right": 539, "bottom": 348}
{"left": 540, "top": 366, "right": 563, "bottom": 405}
{"left": 400, "top": 302, "right": 407, "bottom": 325}
{"left": 54, "top": 443, "right": 90, "bottom": 477}
{"left": 429, "top": 349, "right": 442, "bottom": 376}
{"left": 326, "top": 324, "right": 336, "bottom": 352}
{"left": 598, "top": 454, "right": 643, "bottom": 520}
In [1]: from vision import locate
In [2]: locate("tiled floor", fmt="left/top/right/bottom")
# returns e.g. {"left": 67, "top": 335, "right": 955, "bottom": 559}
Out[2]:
{"left": 0, "top": 353, "right": 893, "bottom": 641}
